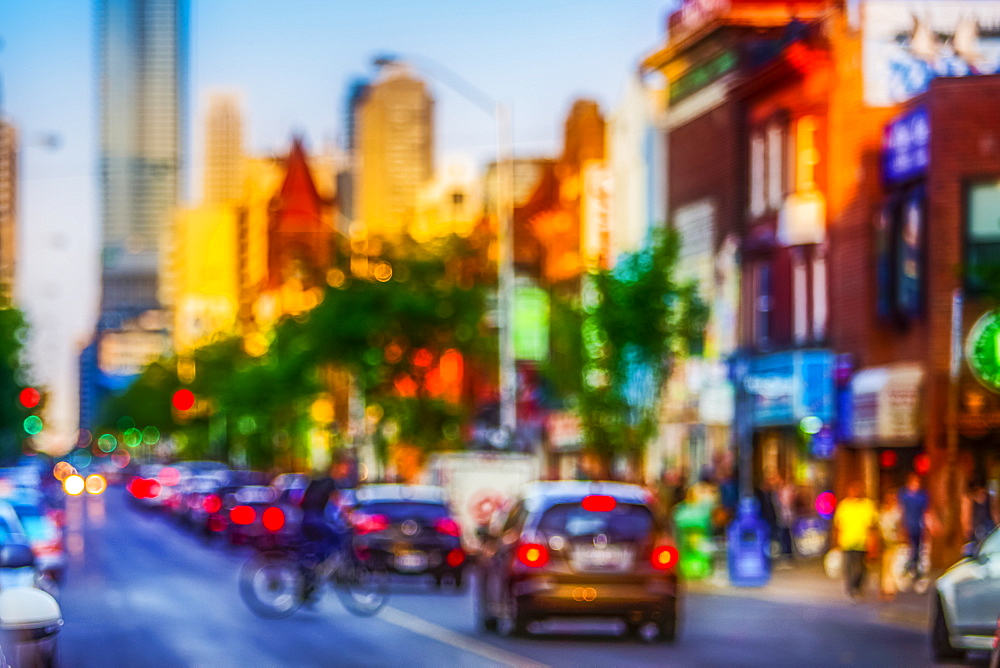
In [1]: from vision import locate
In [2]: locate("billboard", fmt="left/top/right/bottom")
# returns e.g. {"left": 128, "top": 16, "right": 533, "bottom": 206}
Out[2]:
{"left": 864, "top": 1, "right": 1000, "bottom": 107}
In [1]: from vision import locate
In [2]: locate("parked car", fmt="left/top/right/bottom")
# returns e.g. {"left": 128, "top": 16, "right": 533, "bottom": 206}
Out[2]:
{"left": 350, "top": 484, "right": 466, "bottom": 588}
{"left": 932, "top": 527, "right": 1000, "bottom": 661}
{"left": 8, "top": 493, "right": 65, "bottom": 585}
{"left": 225, "top": 485, "right": 285, "bottom": 548}
{"left": 476, "top": 480, "right": 680, "bottom": 641}
{"left": 176, "top": 474, "right": 230, "bottom": 528}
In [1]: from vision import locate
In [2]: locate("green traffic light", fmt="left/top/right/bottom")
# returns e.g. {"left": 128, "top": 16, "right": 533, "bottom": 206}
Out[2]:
{"left": 23, "top": 415, "right": 43, "bottom": 435}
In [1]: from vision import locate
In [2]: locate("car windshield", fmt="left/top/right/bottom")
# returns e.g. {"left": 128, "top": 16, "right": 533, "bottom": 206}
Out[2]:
{"left": 360, "top": 502, "right": 450, "bottom": 522}
{"left": 537, "top": 502, "right": 656, "bottom": 541}
{"left": 235, "top": 487, "right": 275, "bottom": 504}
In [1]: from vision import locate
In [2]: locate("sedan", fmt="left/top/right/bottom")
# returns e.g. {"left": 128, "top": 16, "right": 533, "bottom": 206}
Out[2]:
{"left": 351, "top": 485, "right": 466, "bottom": 588}
{"left": 476, "top": 480, "right": 680, "bottom": 641}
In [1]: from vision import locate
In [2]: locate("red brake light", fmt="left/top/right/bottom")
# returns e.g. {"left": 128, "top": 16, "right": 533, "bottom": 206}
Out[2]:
{"left": 434, "top": 517, "right": 461, "bottom": 537}
{"left": 147, "top": 480, "right": 162, "bottom": 499}
{"left": 446, "top": 548, "right": 465, "bottom": 567}
{"left": 582, "top": 495, "right": 616, "bottom": 512}
{"left": 651, "top": 545, "right": 679, "bottom": 571}
{"left": 517, "top": 542, "right": 549, "bottom": 568}
{"left": 262, "top": 507, "right": 285, "bottom": 532}
{"left": 352, "top": 513, "right": 389, "bottom": 535}
{"left": 203, "top": 494, "right": 222, "bottom": 514}
{"left": 230, "top": 505, "right": 255, "bottom": 526}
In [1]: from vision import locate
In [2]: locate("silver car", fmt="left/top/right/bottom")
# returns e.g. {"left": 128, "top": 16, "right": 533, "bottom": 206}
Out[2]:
{"left": 933, "top": 527, "right": 1000, "bottom": 661}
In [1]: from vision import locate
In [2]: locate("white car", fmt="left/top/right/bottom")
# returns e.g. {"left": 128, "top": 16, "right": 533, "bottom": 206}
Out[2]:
{"left": 933, "top": 527, "right": 1000, "bottom": 661}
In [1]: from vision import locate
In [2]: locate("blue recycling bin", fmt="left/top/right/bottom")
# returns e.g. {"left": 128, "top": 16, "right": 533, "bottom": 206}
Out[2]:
{"left": 727, "top": 496, "right": 771, "bottom": 587}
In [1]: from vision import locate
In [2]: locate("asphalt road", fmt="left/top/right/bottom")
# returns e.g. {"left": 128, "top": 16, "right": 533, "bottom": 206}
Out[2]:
{"left": 53, "top": 488, "right": 945, "bottom": 667}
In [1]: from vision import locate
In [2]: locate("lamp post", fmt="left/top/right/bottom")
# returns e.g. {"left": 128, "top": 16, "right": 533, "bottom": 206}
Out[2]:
{"left": 371, "top": 54, "right": 516, "bottom": 448}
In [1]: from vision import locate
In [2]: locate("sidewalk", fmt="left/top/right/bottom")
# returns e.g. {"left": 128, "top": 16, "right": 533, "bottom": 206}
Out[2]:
{"left": 685, "top": 556, "right": 937, "bottom": 632}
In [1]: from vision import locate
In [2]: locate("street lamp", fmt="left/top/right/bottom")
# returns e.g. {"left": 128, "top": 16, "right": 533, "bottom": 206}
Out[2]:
{"left": 371, "top": 53, "right": 517, "bottom": 448}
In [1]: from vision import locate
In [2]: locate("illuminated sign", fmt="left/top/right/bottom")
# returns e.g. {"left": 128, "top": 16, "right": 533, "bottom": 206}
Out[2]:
{"left": 669, "top": 50, "right": 739, "bottom": 103}
{"left": 882, "top": 106, "right": 929, "bottom": 184}
{"left": 967, "top": 310, "right": 1000, "bottom": 393}
{"left": 98, "top": 331, "right": 169, "bottom": 376}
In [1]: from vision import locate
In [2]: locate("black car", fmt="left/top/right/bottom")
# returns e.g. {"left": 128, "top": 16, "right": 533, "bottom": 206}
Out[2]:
{"left": 350, "top": 485, "right": 466, "bottom": 588}
{"left": 476, "top": 480, "right": 680, "bottom": 641}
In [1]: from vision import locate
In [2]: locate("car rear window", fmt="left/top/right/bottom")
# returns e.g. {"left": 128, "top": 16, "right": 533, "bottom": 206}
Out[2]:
{"left": 235, "top": 487, "right": 275, "bottom": 504}
{"left": 537, "top": 502, "right": 655, "bottom": 541}
{"left": 360, "top": 502, "right": 450, "bottom": 522}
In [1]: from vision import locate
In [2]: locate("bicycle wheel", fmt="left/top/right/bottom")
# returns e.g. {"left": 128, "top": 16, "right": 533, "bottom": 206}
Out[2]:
{"left": 333, "top": 561, "right": 390, "bottom": 617}
{"left": 239, "top": 551, "right": 306, "bottom": 618}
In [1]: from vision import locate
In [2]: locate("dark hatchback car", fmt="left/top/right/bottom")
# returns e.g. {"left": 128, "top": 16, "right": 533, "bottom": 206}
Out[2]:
{"left": 476, "top": 481, "right": 680, "bottom": 641}
{"left": 351, "top": 485, "right": 466, "bottom": 588}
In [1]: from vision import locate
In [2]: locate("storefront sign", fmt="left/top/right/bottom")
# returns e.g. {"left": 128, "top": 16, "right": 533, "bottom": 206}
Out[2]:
{"left": 849, "top": 364, "right": 924, "bottom": 445}
{"left": 882, "top": 106, "right": 929, "bottom": 184}
{"left": 863, "top": 3, "right": 1000, "bottom": 107}
{"left": 967, "top": 310, "right": 1000, "bottom": 393}
{"left": 745, "top": 350, "right": 834, "bottom": 427}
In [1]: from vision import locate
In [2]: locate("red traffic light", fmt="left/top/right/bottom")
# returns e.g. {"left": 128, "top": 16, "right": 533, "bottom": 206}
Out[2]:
{"left": 172, "top": 389, "right": 195, "bottom": 412}
{"left": 19, "top": 388, "right": 40, "bottom": 409}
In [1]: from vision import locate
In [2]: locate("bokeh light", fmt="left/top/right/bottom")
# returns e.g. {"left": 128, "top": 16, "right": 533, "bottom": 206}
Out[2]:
{"left": 23, "top": 415, "right": 43, "bottom": 435}
{"left": 879, "top": 450, "right": 898, "bottom": 469}
{"left": 85, "top": 474, "right": 107, "bottom": 495}
{"left": 53, "top": 461, "right": 76, "bottom": 481}
{"left": 142, "top": 426, "right": 160, "bottom": 445}
{"left": 19, "top": 387, "right": 40, "bottom": 408}
{"left": 72, "top": 449, "right": 93, "bottom": 469}
{"left": 237, "top": 416, "right": 258, "bottom": 435}
{"left": 98, "top": 433, "right": 118, "bottom": 453}
{"left": 111, "top": 450, "right": 131, "bottom": 468}
{"left": 914, "top": 452, "right": 931, "bottom": 475}
{"left": 816, "top": 491, "right": 836, "bottom": 519}
{"left": 63, "top": 474, "right": 85, "bottom": 496}
{"left": 123, "top": 428, "right": 142, "bottom": 447}
{"left": 173, "top": 389, "right": 195, "bottom": 411}
{"left": 799, "top": 416, "right": 823, "bottom": 435}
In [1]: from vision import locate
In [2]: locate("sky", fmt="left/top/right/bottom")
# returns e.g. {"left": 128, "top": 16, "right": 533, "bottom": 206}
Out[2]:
{"left": 1, "top": 0, "right": 672, "bottom": 451}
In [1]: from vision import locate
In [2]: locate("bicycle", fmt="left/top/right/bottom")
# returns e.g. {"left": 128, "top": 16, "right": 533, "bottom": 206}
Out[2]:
{"left": 239, "top": 542, "right": 390, "bottom": 618}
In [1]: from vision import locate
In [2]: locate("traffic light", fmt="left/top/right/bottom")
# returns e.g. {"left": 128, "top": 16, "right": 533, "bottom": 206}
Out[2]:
{"left": 18, "top": 387, "right": 44, "bottom": 436}
{"left": 172, "top": 389, "right": 195, "bottom": 411}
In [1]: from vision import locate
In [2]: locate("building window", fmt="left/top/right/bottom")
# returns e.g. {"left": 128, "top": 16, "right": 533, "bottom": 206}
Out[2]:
{"left": 766, "top": 121, "right": 786, "bottom": 211}
{"left": 750, "top": 132, "right": 765, "bottom": 217}
{"left": 812, "top": 248, "right": 827, "bottom": 341}
{"left": 966, "top": 182, "right": 1000, "bottom": 294}
{"left": 793, "top": 249, "right": 808, "bottom": 344}
{"left": 753, "top": 262, "right": 772, "bottom": 346}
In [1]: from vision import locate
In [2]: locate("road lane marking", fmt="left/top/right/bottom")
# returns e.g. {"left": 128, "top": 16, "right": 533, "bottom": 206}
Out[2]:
{"left": 378, "top": 606, "right": 547, "bottom": 668}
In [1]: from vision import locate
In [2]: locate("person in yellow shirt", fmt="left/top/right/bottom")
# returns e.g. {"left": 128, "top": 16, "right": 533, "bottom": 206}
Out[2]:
{"left": 832, "top": 480, "right": 879, "bottom": 603}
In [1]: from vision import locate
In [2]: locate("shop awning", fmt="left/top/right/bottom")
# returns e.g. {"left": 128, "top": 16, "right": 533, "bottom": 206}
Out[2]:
{"left": 850, "top": 363, "right": 924, "bottom": 446}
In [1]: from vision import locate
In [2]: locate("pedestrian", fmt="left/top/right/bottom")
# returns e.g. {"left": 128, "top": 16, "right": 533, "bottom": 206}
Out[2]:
{"left": 897, "top": 472, "right": 929, "bottom": 581}
{"left": 962, "top": 479, "right": 997, "bottom": 544}
{"left": 773, "top": 473, "right": 796, "bottom": 568}
{"left": 832, "top": 480, "right": 879, "bottom": 603}
{"left": 754, "top": 474, "right": 779, "bottom": 558}
{"left": 878, "top": 488, "right": 904, "bottom": 601}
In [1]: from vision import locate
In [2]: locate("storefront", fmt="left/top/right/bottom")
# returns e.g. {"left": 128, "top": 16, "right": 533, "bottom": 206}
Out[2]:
{"left": 745, "top": 350, "right": 835, "bottom": 505}
{"left": 846, "top": 362, "right": 925, "bottom": 498}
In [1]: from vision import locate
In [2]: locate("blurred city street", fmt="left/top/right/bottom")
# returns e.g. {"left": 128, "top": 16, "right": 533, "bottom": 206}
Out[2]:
{"left": 57, "top": 489, "right": 936, "bottom": 668}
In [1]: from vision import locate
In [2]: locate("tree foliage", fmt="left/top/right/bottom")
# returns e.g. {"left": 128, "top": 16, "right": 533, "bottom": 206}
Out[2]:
{"left": 0, "top": 308, "right": 32, "bottom": 464}
{"left": 578, "top": 229, "right": 707, "bottom": 475}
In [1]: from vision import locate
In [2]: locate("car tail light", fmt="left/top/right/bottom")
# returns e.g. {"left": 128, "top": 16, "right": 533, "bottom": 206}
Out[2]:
{"left": 262, "top": 507, "right": 285, "bottom": 532}
{"left": 582, "top": 495, "right": 616, "bottom": 512}
{"left": 651, "top": 545, "right": 680, "bottom": 571}
{"left": 208, "top": 516, "right": 226, "bottom": 533}
{"left": 517, "top": 542, "right": 549, "bottom": 568}
{"left": 434, "top": 517, "right": 461, "bottom": 537}
{"left": 230, "top": 505, "right": 255, "bottom": 526}
{"left": 203, "top": 494, "right": 222, "bottom": 514}
{"left": 446, "top": 548, "right": 465, "bottom": 567}
{"left": 352, "top": 513, "right": 389, "bottom": 535}
{"left": 147, "top": 480, "right": 162, "bottom": 499}
{"left": 32, "top": 538, "right": 62, "bottom": 558}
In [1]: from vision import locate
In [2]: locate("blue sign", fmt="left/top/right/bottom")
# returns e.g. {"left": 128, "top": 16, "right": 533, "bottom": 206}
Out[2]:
{"left": 882, "top": 106, "right": 929, "bottom": 184}
{"left": 745, "top": 350, "right": 835, "bottom": 427}
{"left": 810, "top": 426, "right": 835, "bottom": 459}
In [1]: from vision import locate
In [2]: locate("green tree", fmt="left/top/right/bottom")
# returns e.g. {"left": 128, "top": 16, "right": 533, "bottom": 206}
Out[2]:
{"left": 578, "top": 229, "right": 707, "bottom": 478}
{"left": 0, "top": 308, "right": 33, "bottom": 464}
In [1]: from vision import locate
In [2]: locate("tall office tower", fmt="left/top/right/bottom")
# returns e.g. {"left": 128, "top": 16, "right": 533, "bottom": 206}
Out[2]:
{"left": 0, "top": 121, "right": 16, "bottom": 304}
{"left": 356, "top": 64, "right": 433, "bottom": 242}
{"left": 203, "top": 93, "right": 243, "bottom": 204}
{"left": 92, "top": 0, "right": 187, "bottom": 385}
